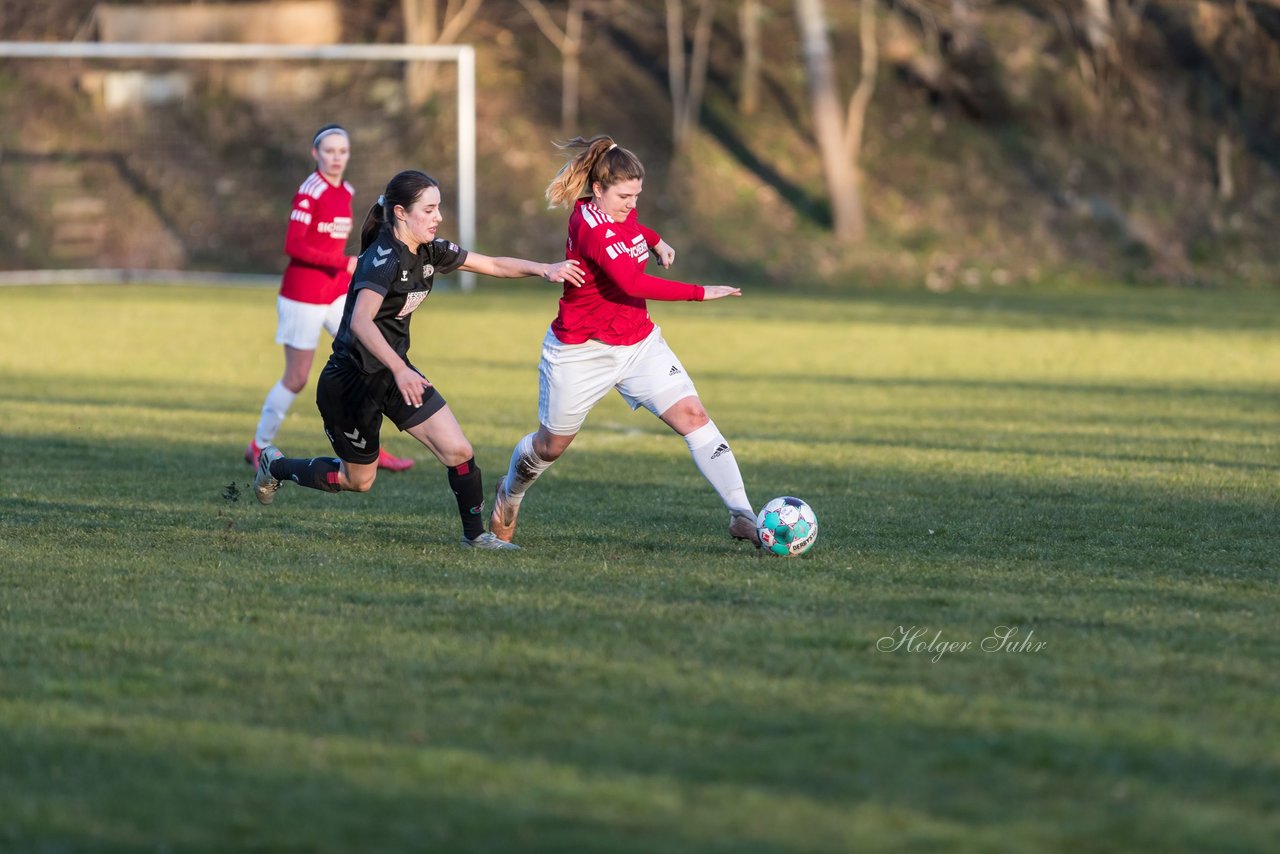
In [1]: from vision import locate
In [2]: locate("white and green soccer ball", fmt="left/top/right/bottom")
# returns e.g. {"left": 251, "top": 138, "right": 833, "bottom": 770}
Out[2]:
{"left": 757, "top": 496, "right": 818, "bottom": 557}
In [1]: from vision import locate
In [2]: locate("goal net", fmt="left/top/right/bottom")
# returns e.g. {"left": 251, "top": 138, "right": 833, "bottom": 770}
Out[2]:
{"left": 0, "top": 42, "right": 476, "bottom": 288}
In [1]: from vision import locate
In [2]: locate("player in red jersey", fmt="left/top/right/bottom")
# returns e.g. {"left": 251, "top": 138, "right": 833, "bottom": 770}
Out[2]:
{"left": 245, "top": 124, "right": 414, "bottom": 472}
{"left": 252, "top": 169, "right": 585, "bottom": 550}
{"left": 488, "top": 135, "right": 760, "bottom": 548}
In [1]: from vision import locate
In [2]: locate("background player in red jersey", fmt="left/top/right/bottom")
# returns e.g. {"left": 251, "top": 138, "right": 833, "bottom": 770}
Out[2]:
{"left": 488, "top": 135, "right": 760, "bottom": 548}
{"left": 252, "top": 169, "right": 585, "bottom": 550}
{"left": 245, "top": 124, "right": 414, "bottom": 472}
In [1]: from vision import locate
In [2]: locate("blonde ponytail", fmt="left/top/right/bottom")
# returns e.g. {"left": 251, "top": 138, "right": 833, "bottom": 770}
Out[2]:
{"left": 545, "top": 135, "right": 645, "bottom": 208}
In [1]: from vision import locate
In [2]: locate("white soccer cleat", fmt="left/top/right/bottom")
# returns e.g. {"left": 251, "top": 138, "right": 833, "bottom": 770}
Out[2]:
{"left": 254, "top": 445, "right": 285, "bottom": 505}
{"left": 460, "top": 531, "right": 521, "bottom": 551}
{"left": 729, "top": 510, "right": 762, "bottom": 548}
{"left": 488, "top": 476, "right": 520, "bottom": 543}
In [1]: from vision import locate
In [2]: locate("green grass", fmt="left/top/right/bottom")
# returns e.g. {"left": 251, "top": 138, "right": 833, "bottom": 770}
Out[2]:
{"left": 1, "top": 283, "right": 1277, "bottom": 852}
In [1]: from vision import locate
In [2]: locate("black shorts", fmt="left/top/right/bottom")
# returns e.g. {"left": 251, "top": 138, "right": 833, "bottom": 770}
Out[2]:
{"left": 316, "top": 356, "right": 446, "bottom": 464}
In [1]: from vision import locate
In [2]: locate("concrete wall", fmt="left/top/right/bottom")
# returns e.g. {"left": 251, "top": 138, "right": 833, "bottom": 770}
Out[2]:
{"left": 86, "top": 1, "right": 344, "bottom": 108}
{"left": 95, "top": 1, "right": 341, "bottom": 44}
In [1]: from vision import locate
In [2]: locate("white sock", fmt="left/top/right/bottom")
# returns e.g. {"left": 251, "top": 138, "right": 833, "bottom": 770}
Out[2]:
{"left": 684, "top": 421, "right": 752, "bottom": 518}
{"left": 502, "top": 433, "right": 554, "bottom": 507}
{"left": 254, "top": 381, "right": 298, "bottom": 446}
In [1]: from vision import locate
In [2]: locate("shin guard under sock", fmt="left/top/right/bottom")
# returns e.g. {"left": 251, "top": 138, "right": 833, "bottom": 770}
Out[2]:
{"left": 270, "top": 456, "right": 343, "bottom": 493}
{"left": 255, "top": 381, "right": 298, "bottom": 446}
{"left": 683, "top": 421, "right": 752, "bottom": 518}
{"left": 448, "top": 458, "right": 486, "bottom": 540}
{"left": 503, "top": 433, "right": 554, "bottom": 506}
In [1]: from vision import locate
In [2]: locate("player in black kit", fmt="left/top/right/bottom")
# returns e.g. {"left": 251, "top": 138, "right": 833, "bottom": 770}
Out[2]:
{"left": 252, "top": 169, "right": 584, "bottom": 549}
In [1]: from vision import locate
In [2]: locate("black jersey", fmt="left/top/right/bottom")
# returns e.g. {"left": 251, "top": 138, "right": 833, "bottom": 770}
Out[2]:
{"left": 331, "top": 225, "right": 468, "bottom": 374}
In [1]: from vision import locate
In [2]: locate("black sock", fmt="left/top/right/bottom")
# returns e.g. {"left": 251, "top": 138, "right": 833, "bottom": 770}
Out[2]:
{"left": 270, "top": 456, "right": 343, "bottom": 493}
{"left": 447, "top": 458, "right": 485, "bottom": 540}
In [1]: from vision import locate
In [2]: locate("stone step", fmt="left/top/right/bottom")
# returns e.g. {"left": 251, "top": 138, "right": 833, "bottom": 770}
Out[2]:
{"left": 51, "top": 198, "right": 109, "bottom": 219}
{"left": 53, "top": 220, "right": 109, "bottom": 243}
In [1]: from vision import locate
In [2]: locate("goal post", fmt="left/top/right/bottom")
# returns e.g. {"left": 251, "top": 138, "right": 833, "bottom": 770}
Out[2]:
{"left": 0, "top": 40, "right": 477, "bottom": 290}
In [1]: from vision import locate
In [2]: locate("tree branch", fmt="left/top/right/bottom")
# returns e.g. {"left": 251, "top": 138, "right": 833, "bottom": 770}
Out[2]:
{"left": 845, "top": 0, "right": 878, "bottom": 163}
{"left": 438, "top": 0, "right": 484, "bottom": 44}
{"left": 519, "top": 0, "right": 568, "bottom": 51}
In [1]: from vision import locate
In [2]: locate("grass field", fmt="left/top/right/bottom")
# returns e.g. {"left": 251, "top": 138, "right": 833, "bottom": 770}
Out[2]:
{"left": 1, "top": 283, "right": 1277, "bottom": 851}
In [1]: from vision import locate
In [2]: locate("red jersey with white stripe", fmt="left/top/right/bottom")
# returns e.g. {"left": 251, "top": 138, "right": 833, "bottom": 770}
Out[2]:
{"left": 279, "top": 171, "right": 354, "bottom": 304}
{"left": 551, "top": 199, "right": 704, "bottom": 345}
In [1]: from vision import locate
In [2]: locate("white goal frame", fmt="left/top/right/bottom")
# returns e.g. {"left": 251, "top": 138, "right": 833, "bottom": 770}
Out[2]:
{"left": 0, "top": 41, "right": 477, "bottom": 290}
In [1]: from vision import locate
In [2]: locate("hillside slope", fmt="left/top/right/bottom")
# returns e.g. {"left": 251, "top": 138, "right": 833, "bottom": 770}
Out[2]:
{"left": 1, "top": 0, "right": 1276, "bottom": 289}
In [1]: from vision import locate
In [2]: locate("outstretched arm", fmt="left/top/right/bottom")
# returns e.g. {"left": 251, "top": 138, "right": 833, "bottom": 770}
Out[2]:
{"left": 590, "top": 239, "right": 701, "bottom": 301}
{"left": 594, "top": 244, "right": 741, "bottom": 301}
{"left": 460, "top": 253, "right": 585, "bottom": 286}
{"left": 700, "top": 285, "right": 742, "bottom": 300}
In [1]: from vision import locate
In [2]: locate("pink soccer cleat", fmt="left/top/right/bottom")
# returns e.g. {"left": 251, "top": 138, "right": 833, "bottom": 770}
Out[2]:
{"left": 377, "top": 448, "right": 415, "bottom": 472}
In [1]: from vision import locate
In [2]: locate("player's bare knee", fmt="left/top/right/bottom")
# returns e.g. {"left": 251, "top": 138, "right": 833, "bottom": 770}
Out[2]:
{"left": 533, "top": 432, "right": 572, "bottom": 461}
{"left": 686, "top": 408, "right": 710, "bottom": 430}
{"left": 440, "top": 444, "right": 474, "bottom": 468}
{"left": 666, "top": 397, "right": 709, "bottom": 431}
{"left": 346, "top": 470, "right": 376, "bottom": 492}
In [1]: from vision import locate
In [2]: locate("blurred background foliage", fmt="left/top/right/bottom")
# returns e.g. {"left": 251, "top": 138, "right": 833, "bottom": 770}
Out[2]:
{"left": 0, "top": 0, "right": 1277, "bottom": 290}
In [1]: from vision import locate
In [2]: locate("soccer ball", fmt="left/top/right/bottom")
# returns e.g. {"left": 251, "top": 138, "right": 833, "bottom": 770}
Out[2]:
{"left": 756, "top": 496, "right": 819, "bottom": 557}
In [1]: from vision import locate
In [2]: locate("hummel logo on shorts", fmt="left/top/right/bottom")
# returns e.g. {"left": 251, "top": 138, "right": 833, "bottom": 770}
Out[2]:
{"left": 669, "top": 365, "right": 681, "bottom": 375}
{"left": 710, "top": 442, "right": 730, "bottom": 459}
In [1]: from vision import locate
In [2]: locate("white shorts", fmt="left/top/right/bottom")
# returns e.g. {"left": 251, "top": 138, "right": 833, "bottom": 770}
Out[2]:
{"left": 538, "top": 325, "right": 699, "bottom": 436}
{"left": 275, "top": 294, "right": 346, "bottom": 350}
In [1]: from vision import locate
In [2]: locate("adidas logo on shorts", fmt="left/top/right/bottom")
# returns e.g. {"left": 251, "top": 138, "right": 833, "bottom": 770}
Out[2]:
{"left": 668, "top": 365, "right": 681, "bottom": 375}
{"left": 710, "top": 442, "right": 730, "bottom": 459}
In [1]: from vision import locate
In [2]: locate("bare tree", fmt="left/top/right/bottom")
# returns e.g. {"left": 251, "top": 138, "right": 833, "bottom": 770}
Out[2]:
{"left": 666, "top": 0, "right": 717, "bottom": 153}
{"left": 1072, "top": 0, "right": 1113, "bottom": 89}
{"left": 1081, "top": 0, "right": 1114, "bottom": 54}
{"left": 847, "top": 0, "right": 879, "bottom": 165}
{"left": 795, "top": 0, "right": 878, "bottom": 243}
{"left": 1069, "top": 0, "right": 1150, "bottom": 93}
{"left": 519, "top": 0, "right": 587, "bottom": 134}
{"left": 1216, "top": 132, "right": 1234, "bottom": 201}
{"left": 401, "top": 0, "right": 485, "bottom": 105}
{"left": 950, "top": 0, "right": 976, "bottom": 53}
{"left": 738, "top": 0, "right": 762, "bottom": 115}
